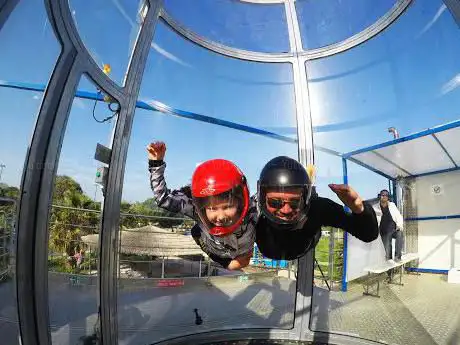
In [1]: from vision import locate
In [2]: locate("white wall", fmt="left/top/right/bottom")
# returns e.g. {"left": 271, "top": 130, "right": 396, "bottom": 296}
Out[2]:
{"left": 346, "top": 170, "right": 460, "bottom": 281}
{"left": 414, "top": 171, "right": 460, "bottom": 270}
{"left": 346, "top": 231, "right": 387, "bottom": 281}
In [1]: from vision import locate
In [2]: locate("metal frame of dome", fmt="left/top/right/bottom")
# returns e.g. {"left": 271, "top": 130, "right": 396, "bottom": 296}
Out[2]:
{"left": 160, "top": 0, "right": 412, "bottom": 62}
{"left": 2, "top": 0, "right": 459, "bottom": 344}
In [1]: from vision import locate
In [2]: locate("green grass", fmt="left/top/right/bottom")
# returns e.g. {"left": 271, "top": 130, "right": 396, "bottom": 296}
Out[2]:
{"left": 314, "top": 228, "right": 344, "bottom": 283}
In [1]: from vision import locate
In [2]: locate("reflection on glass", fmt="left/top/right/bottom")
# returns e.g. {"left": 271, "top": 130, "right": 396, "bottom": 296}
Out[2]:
{"left": 142, "top": 23, "right": 296, "bottom": 133}
{"left": 164, "top": 0, "right": 289, "bottom": 53}
{"left": 0, "top": 0, "right": 60, "bottom": 344}
{"left": 296, "top": 0, "right": 396, "bottom": 50}
{"left": 308, "top": 1, "right": 460, "bottom": 344}
{"left": 69, "top": 0, "right": 146, "bottom": 85}
{"left": 307, "top": 1, "right": 460, "bottom": 154}
{"left": 47, "top": 75, "right": 117, "bottom": 345}
{"left": 118, "top": 105, "right": 298, "bottom": 344}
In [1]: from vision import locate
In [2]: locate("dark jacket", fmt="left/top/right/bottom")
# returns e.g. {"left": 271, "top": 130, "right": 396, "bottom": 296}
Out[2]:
{"left": 149, "top": 160, "right": 258, "bottom": 268}
{"left": 255, "top": 196, "right": 379, "bottom": 260}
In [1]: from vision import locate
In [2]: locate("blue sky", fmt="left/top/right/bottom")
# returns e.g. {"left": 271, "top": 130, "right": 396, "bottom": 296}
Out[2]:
{"left": 1, "top": 0, "right": 460, "bottom": 204}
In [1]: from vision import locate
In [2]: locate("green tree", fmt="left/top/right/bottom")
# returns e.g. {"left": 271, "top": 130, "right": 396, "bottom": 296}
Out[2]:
{"left": 49, "top": 176, "right": 100, "bottom": 257}
{"left": 0, "top": 183, "right": 19, "bottom": 199}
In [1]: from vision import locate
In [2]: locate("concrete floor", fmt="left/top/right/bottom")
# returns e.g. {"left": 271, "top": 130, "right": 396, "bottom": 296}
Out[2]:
{"left": 1, "top": 272, "right": 459, "bottom": 345}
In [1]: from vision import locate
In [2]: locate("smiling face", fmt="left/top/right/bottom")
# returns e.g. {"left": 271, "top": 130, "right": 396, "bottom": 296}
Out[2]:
{"left": 265, "top": 188, "right": 303, "bottom": 222}
{"left": 204, "top": 197, "right": 239, "bottom": 228}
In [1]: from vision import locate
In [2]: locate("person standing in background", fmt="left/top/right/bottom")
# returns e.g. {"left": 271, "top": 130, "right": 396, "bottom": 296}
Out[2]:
{"left": 373, "top": 189, "right": 404, "bottom": 262}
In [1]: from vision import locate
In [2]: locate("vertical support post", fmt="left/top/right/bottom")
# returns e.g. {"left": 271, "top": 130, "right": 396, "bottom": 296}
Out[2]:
{"left": 329, "top": 228, "right": 335, "bottom": 290}
{"left": 0, "top": 0, "right": 19, "bottom": 32}
{"left": 161, "top": 256, "right": 165, "bottom": 278}
{"left": 392, "top": 179, "right": 398, "bottom": 206}
{"left": 341, "top": 158, "right": 349, "bottom": 292}
{"left": 444, "top": 0, "right": 460, "bottom": 27}
{"left": 198, "top": 258, "right": 202, "bottom": 278}
{"left": 285, "top": 2, "right": 317, "bottom": 341}
{"left": 207, "top": 258, "right": 211, "bottom": 277}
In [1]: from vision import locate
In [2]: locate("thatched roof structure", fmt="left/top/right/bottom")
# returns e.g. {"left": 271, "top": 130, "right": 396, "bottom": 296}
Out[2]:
{"left": 81, "top": 225, "right": 205, "bottom": 257}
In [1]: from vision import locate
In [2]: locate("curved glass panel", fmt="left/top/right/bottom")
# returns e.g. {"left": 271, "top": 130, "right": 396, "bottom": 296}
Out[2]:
{"left": 48, "top": 75, "right": 118, "bottom": 345}
{"left": 68, "top": 0, "right": 146, "bottom": 85}
{"left": 141, "top": 23, "right": 296, "bottom": 133}
{"left": 163, "top": 0, "right": 289, "bottom": 53}
{"left": 308, "top": 1, "right": 460, "bottom": 344}
{"left": 296, "top": 0, "right": 397, "bottom": 50}
{"left": 0, "top": 0, "right": 60, "bottom": 344}
{"left": 118, "top": 107, "right": 298, "bottom": 344}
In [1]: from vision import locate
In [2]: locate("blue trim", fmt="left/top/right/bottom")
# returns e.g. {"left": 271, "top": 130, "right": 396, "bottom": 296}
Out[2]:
{"left": 0, "top": 80, "right": 297, "bottom": 144}
{"left": 343, "top": 118, "right": 460, "bottom": 158}
{"left": 432, "top": 133, "right": 458, "bottom": 168}
{"left": 0, "top": 80, "right": 348, "bottom": 157}
{"left": 405, "top": 267, "right": 448, "bottom": 274}
{"left": 347, "top": 157, "right": 394, "bottom": 180}
{"left": 341, "top": 158, "right": 349, "bottom": 292}
{"left": 392, "top": 179, "right": 398, "bottom": 207}
{"left": 405, "top": 214, "right": 460, "bottom": 221}
{"left": 0, "top": 80, "right": 48, "bottom": 93}
{"left": 412, "top": 166, "right": 460, "bottom": 178}
{"left": 136, "top": 100, "right": 298, "bottom": 144}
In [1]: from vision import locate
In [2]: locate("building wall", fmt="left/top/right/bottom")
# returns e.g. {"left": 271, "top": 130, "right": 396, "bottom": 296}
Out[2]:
{"left": 413, "top": 171, "right": 460, "bottom": 270}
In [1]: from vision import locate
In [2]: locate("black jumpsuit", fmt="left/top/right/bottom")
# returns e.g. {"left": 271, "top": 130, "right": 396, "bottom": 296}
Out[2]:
{"left": 256, "top": 196, "right": 379, "bottom": 260}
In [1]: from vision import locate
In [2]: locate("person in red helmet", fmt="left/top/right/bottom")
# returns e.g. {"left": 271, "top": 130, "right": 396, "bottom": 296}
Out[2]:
{"left": 147, "top": 141, "right": 257, "bottom": 270}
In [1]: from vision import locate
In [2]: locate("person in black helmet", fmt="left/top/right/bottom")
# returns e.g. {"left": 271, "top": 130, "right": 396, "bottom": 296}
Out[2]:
{"left": 256, "top": 156, "right": 379, "bottom": 260}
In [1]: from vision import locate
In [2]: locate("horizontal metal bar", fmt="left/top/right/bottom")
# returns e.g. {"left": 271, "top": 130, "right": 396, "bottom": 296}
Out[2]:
{"left": 138, "top": 99, "right": 297, "bottom": 144}
{"left": 412, "top": 166, "right": 460, "bottom": 178}
{"left": 343, "top": 118, "right": 460, "bottom": 158}
{"left": 405, "top": 267, "right": 448, "bottom": 274}
{"left": 0, "top": 80, "right": 347, "bottom": 157}
{"left": 51, "top": 204, "right": 193, "bottom": 221}
{"left": 405, "top": 214, "right": 460, "bottom": 221}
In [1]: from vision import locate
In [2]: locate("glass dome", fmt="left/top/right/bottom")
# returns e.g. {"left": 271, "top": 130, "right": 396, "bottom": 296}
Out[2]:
{"left": 1, "top": 0, "right": 460, "bottom": 345}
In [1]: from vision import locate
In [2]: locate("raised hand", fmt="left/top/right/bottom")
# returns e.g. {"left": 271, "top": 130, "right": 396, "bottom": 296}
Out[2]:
{"left": 146, "top": 141, "right": 166, "bottom": 160}
{"left": 328, "top": 184, "right": 364, "bottom": 214}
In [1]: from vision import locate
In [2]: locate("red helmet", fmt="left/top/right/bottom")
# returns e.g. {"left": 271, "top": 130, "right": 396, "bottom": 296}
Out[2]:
{"left": 191, "top": 159, "right": 250, "bottom": 236}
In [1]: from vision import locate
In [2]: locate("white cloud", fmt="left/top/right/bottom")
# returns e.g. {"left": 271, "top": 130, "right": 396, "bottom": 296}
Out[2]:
{"left": 151, "top": 42, "right": 191, "bottom": 68}
{"left": 417, "top": 4, "right": 447, "bottom": 38}
{"left": 111, "top": 0, "right": 136, "bottom": 28}
{"left": 33, "top": 95, "right": 40, "bottom": 100}
{"left": 440, "top": 73, "right": 460, "bottom": 96}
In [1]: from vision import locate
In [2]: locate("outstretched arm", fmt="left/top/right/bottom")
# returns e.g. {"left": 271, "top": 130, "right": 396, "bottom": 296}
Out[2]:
{"left": 147, "top": 141, "right": 195, "bottom": 219}
{"left": 320, "top": 184, "right": 379, "bottom": 242}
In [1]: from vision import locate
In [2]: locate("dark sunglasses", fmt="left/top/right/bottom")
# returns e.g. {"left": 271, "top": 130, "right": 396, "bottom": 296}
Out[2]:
{"left": 267, "top": 197, "right": 301, "bottom": 210}
{"left": 380, "top": 193, "right": 389, "bottom": 197}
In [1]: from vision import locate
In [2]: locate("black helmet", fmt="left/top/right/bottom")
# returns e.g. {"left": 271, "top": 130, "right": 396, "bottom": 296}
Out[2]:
{"left": 257, "top": 156, "right": 313, "bottom": 230}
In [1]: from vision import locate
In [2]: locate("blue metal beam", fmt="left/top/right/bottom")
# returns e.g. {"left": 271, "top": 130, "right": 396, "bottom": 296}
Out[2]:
{"left": 405, "top": 214, "right": 460, "bottom": 221}
{"left": 343, "top": 119, "right": 460, "bottom": 158}
{"left": 405, "top": 267, "right": 448, "bottom": 274}
{"left": 341, "top": 158, "right": 349, "bottom": 292}
{"left": 412, "top": 166, "right": 460, "bottom": 178}
{"left": 1, "top": 80, "right": 348, "bottom": 157}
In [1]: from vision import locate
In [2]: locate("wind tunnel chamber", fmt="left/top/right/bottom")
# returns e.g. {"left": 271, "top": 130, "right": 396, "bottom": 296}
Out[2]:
{"left": 1, "top": 0, "right": 460, "bottom": 345}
